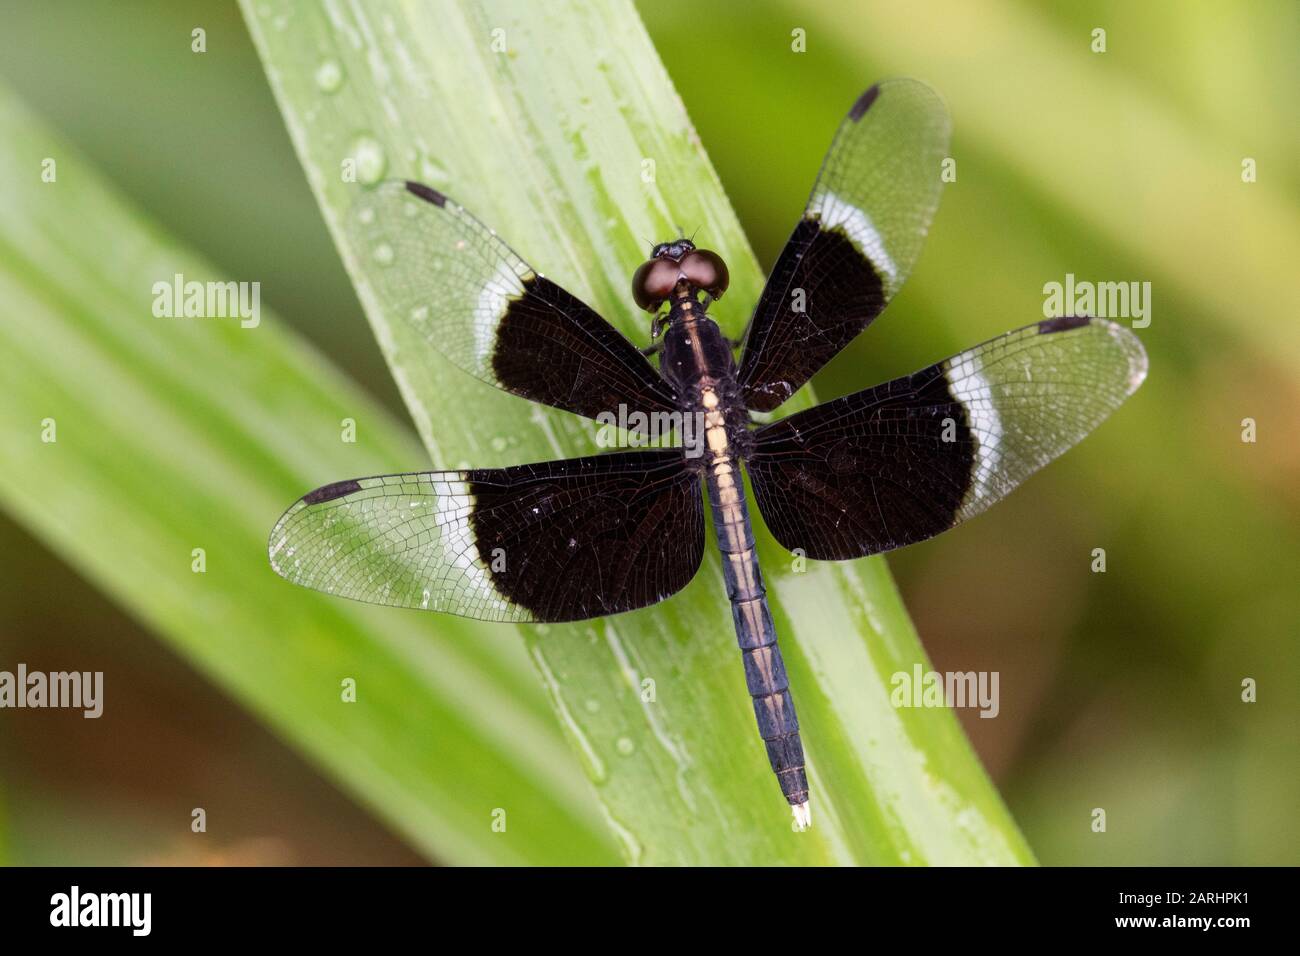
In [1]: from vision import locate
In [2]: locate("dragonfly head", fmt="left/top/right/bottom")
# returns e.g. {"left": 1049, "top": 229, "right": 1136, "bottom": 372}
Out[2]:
{"left": 632, "top": 239, "right": 729, "bottom": 312}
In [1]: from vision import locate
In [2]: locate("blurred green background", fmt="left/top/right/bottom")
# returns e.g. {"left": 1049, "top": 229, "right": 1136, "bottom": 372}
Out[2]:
{"left": 0, "top": 0, "right": 1295, "bottom": 865}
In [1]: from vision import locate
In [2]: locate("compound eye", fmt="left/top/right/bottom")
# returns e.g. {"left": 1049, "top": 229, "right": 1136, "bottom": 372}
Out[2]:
{"left": 680, "top": 249, "right": 729, "bottom": 299}
{"left": 631, "top": 258, "right": 681, "bottom": 312}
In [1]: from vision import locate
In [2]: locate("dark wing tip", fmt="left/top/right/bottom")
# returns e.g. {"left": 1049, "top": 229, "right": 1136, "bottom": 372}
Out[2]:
{"left": 848, "top": 84, "right": 882, "bottom": 122}
{"left": 302, "top": 478, "right": 363, "bottom": 505}
{"left": 404, "top": 180, "right": 448, "bottom": 207}
{"left": 1038, "top": 315, "right": 1092, "bottom": 334}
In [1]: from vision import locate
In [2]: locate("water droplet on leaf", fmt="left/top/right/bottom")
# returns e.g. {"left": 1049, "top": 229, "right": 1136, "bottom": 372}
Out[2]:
{"left": 314, "top": 59, "right": 344, "bottom": 93}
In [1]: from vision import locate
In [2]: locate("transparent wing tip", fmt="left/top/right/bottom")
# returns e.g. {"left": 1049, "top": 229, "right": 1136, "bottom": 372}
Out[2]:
{"left": 1103, "top": 319, "right": 1150, "bottom": 394}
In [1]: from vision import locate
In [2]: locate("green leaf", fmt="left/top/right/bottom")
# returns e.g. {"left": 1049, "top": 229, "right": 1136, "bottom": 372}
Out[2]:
{"left": 0, "top": 81, "right": 619, "bottom": 866}
{"left": 242, "top": 0, "right": 1033, "bottom": 863}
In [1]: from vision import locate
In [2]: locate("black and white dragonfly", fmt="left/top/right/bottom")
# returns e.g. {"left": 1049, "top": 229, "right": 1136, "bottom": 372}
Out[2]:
{"left": 269, "top": 79, "right": 1146, "bottom": 830}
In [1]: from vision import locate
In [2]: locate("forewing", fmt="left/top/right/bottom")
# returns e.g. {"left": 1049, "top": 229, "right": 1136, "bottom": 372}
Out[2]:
{"left": 738, "top": 79, "right": 951, "bottom": 412}
{"left": 747, "top": 317, "right": 1147, "bottom": 559}
{"left": 269, "top": 450, "right": 704, "bottom": 623}
{"left": 349, "top": 181, "right": 678, "bottom": 423}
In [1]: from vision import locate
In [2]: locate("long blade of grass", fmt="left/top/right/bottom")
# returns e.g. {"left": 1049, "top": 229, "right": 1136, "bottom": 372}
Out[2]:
{"left": 0, "top": 81, "right": 620, "bottom": 865}
{"left": 242, "top": 0, "right": 1034, "bottom": 863}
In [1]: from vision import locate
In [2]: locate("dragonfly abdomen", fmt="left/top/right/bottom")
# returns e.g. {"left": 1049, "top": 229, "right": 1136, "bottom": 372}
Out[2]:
{"left": 661, "top": 300, "right": 812, "bottom": 829}
{"left": 710, "top": 478, "right": 811, "bottom": 828}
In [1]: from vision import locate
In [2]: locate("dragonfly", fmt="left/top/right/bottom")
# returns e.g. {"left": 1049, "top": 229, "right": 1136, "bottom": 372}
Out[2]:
{"left": 268, "top": 79, "right": 1147, "bottom": 830}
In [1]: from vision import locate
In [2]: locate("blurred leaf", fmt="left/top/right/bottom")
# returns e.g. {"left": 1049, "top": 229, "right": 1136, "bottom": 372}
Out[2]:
{"left": 0, "top": 81, "right": 620, "bottom": 866}
{"left": 0, "top": 786, "right": 8, "bottom": 865}
{"left": 799, "top": 0, "right": 1300, "bottom": 359}
{"left": 242, "top": 0, "right": 1033, "bottom": 863}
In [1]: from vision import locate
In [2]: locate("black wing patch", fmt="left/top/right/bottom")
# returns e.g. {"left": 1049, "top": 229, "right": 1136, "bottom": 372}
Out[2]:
{"left": 738, "top": 79, "right": 952, "bottom": 412}
{"left": 349, "top": 181, "right": 678, "bottom": 424}
{"left": 269, "top": 450, "right": 704, "bottom": 623}
{"left": 746, "top": 318, "right": 1147, "bottom": 559}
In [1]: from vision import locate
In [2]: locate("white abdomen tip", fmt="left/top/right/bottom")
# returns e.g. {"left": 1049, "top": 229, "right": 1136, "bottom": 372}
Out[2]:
{"left": 792, "top": 801, "right": 812, "bottom": 831}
